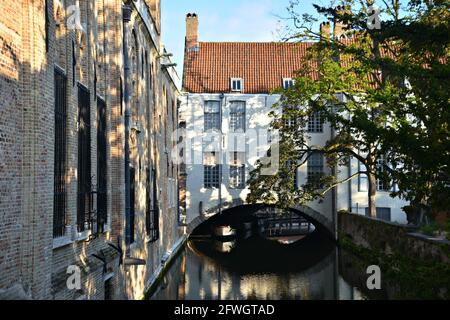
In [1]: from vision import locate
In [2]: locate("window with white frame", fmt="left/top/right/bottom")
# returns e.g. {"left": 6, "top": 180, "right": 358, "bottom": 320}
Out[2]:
{"left": 307, "top": 111, "right": 323, "bottom": 133}
{"left": 376, "top": 156, "right": 390, "bottom": 191}
{"left": 307, "top": 152, "right": 324, "bottom": 187}
{"left": 229, "top": 101, "right": 246, "bottom": 132}
{"left": 283, "top": 106, "right": 297, "bottom": 128}
{"left": 203, "top": 152, "right": 220, "bottom": 188}
{"left": 204, "top": 100, "right": 221, "bottom": 131}
{"left": 231, "top": 78, "right": 243, "bottom": 92}
{"left": 229, "top": 152, "right": 245, "bottom": 189}
{"left": 359, "top": 158, "right": 392, "bottom": 192}
{"left": 358, "top": 161, "right": 368, "bottom": 192}
{"left": 283, "top": 78, "right": 294, "bottom": 89}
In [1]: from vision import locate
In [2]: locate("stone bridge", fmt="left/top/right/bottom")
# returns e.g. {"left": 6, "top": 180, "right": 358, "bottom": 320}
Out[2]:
{"left": 186, "top": 199, "right": 336, "bottom": 238}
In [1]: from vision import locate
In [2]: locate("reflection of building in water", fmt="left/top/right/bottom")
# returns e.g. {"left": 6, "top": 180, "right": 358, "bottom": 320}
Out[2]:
{"left": 150, "top": 239, "right": 366, "bottom": 300}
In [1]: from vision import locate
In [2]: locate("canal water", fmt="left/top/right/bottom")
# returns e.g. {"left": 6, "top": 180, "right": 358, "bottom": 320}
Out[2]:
{"left": 148, "top": 230, "right": 369, "bottom": 300}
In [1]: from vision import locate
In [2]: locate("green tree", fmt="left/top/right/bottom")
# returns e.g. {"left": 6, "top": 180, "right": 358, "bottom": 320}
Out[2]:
{"left": 247, "top": 0, "right": 449, "bottom": 219}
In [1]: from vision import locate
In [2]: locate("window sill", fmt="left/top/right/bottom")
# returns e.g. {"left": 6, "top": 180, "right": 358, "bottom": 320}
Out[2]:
{"left": 75, "top": 229, "right": 92, "bottom": 242}
{"left": 52, "top": 235, "right": 73, "bottom": 249}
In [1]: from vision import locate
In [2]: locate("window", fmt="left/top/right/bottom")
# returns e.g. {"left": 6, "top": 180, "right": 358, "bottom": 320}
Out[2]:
{"left": 359, "top": 158, "right": 392, "bottom": 192}
{"left": 146, "top": 168, "right": 159, "bottom": 241}
{"left": 53, "top": 69, "right": 67, "bottom": 238}
{"left": 72, "top": 40, "right": 77, "bottom": 85}
{"left": 204, "top": 152, "right": 220, "bottom": 188}
{"left": 307, "top": 152, "right": 324, "bottom": 187}
{"left": 97, "top": 98, "right": 107, "bottom": 232}
{"left": 229, "top": 152, "right": 245, "bottom": 189}
{"left": 204, "top": 101, "right": 221, "bottom": 131}
{"left": 283, "top": 105, "right": 297, "bottom": 128}
{"left": 229, "top": 101, "right": 246, "bottom": 132}
{"left": 129, "top": 167, "right": 136, "bottom": 244}
{"left": 358, "top": 161, "right": 368, "bottom": 192}
{"left": 376, "top": 156, "right": 389, "bottom": 191}
{"left": 45, "top": 0, "right": 49, "bottom": 52}
{"left": 283, "top": 78, "right": 294, "bottom": 89}
{"left": 231, "top": 78, "right": 243, "bottom": 92}
{"left": 77, "top": 84, "right": 92, "bottom": 232}
{"left": 145, "top": 169, "right": 151, "bottom": 234}
{"left": 307, "top": 111, "right": 323, "bottom": 133}
{"left": 365, "top": 207, "right": 391, "bottom": 221}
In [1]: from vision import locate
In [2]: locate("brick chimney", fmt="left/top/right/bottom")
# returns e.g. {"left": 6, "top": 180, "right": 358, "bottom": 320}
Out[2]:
{"left": 320, "top": 22, "right": 331, "bottom": 40}
{"left": 334, "top": 5, "right": 351, "bottom": 39}
{"left": 186, "top": 13, "right": 199, "bottom": 51}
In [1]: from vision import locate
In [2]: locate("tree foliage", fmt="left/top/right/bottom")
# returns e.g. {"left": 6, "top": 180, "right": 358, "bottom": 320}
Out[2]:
{"left": 247, "top": 0, "right": 449, "bottom": 217}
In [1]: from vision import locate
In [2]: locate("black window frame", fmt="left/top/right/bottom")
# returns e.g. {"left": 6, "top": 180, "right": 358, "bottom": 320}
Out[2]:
{"left": 53, "top": 68, "right": 67, "bottom": 238}
{"left": 77, "top": 84, "right": 92, "bottom": 232}
{"left": 129, "top": 166, "right": 136, "bottom": 244}
{"left": 146, "top": 167, "right": 160, "bottom": 242}
{"left": 204, "top": 100, "right": 221, "bottom": 132}
{"left": 229, "top": 101, "right": 246, "bottom": 133}
{"left": 307, "top": 152, "right": 324, "bottom": 188}
{"left": 45, "top": 0, "right": 49, "bottom": 52}
{"left": 97, "top": 97, "right": 108, "bottom": 233}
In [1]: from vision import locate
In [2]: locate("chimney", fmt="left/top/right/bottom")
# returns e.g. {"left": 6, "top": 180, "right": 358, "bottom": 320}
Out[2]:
{"left": 320, "top": 22, "right": 331, "bottom": 40}
{"left": 186, "top": 13, "right": 199, "bottom": 51}
{"left": 334, "top": 5, "right": 351, "bottom": 39}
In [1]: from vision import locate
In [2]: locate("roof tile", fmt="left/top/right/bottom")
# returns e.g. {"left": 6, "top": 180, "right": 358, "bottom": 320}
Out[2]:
{"left": 183, "top": 42, "right": 315, "bottom": 94}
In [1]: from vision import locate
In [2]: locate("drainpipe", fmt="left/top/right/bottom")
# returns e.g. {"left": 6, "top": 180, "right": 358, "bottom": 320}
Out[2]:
{"left": 122, "top": 3, "right": 132, "bottom": 248}
{"left": 348, "top": 110, "right": 352, "bottom": 213}
{"left": 331, "top": 99, "right": 338, "bottom": 240}
{"left": 218, "top": 93, "right": 225, "bottom": 215}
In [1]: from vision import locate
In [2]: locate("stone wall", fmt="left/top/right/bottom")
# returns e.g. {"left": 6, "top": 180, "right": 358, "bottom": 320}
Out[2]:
{"left": 339, "top": 212, "right": 450, "bottom": 264}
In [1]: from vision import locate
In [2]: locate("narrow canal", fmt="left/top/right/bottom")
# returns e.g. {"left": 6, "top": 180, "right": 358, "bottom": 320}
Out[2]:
{"left": 148, "top": 228, "right": 370, "bottom": 300}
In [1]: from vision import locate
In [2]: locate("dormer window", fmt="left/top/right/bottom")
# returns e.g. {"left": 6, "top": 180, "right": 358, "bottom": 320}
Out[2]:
{"left": 283, "top": 78, "right": 294, "bottom": 89}
{"left": 231, "top": 78, "right": 243, "bottom": 92}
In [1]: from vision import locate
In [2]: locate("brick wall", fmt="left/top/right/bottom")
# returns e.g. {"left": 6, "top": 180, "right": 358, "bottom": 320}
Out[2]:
{"left": 0, "top": 0, "right": 24, "bottom": 295}
{"left": 121, "top": 4, "right": 182, "bottom": 299}
{"left": 0, "top": 0, "right": 181, "bottom": 300}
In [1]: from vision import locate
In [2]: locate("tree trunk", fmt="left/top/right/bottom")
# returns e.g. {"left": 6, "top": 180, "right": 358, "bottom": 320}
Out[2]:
{"left": 368, "top": 171, "right": 377, "bottom": 218}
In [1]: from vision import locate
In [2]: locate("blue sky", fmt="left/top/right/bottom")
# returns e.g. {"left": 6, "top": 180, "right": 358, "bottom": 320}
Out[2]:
{"left": 161, "top": 0, "right": 322, "bottom": 78}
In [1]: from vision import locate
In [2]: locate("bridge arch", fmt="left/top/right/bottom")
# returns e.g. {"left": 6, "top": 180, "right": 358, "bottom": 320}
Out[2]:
{"left": 186, "top": 201, "right": 335, "bottom": 238}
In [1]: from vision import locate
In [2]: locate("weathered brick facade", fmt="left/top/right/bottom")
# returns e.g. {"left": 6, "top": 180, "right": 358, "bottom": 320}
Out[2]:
{"left": 0, "top": 0, "right": 181, "bottom": 300}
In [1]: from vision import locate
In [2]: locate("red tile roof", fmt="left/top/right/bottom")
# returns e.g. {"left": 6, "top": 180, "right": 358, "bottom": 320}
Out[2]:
{"left": 183, "top": 42, "right": 316, "bottom": 94}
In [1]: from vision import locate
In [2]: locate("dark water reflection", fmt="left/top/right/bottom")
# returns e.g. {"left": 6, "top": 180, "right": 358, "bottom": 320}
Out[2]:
{"left": 149, "top": 231, "right": 369, "bottom": 300}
